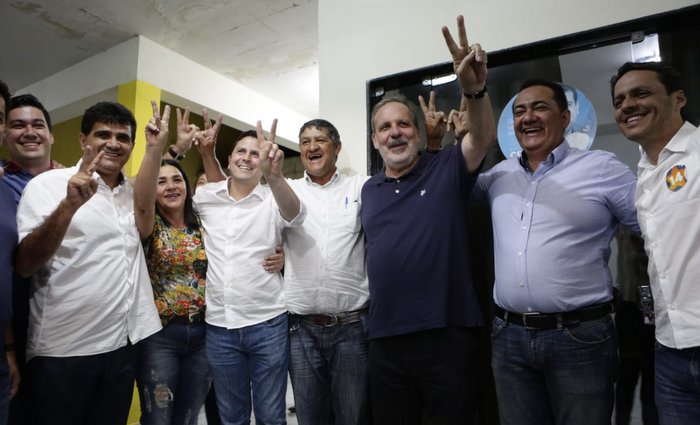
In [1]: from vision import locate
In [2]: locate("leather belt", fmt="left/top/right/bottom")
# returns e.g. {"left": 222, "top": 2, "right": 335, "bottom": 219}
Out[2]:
{"left": 292, "top": 307, "right": 368, "bottom": 327}
{"left": 168, "top": 312, "right": 205, "bottom": 325}
{"left": 495, "top": 302, "right": 614, "bottom": 330}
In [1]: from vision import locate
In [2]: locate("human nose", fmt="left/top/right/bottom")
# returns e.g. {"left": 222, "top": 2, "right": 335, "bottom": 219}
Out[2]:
{"left": 20, "top": 124, "right": 37, "bottom": 138}
{"left": 389, "top": 123, "right": 402, "bottom": 138}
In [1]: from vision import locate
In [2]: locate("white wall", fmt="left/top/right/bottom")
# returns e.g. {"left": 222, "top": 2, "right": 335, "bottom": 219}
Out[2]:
{"left": 319, "top": 0, "right": 700, "bottom": 174}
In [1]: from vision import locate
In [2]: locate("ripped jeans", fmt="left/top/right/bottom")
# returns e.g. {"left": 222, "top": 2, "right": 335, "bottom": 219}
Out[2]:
{"left": 137, "top": 321, "right": 211, "bottom": 425}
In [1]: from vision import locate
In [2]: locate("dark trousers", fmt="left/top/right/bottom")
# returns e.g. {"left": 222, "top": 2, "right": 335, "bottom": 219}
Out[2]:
{"left": 615, "top": 301, "right": 658, "bottom": 425}
{"left": 28, "top": 344, "right": 136, "bottom": 425}
{"left": 368, "top": 327, "right": 480, "bottom": 425}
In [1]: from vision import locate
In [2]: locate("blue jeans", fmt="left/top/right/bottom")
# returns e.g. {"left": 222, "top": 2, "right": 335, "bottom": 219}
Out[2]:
{"left": 288, "top": 314, "right": 370, "bottom": 425}
{"left": 491, "top": 315, "right": 617, "bottom": 425}
{"left": 136, "top": 321, "right": 211, "bottom": 425}
{"left": 654, "top": 342, "right": 700, "bottom": 425}
{"left": 206, "top": 313, "right": 289, "bottom": 425}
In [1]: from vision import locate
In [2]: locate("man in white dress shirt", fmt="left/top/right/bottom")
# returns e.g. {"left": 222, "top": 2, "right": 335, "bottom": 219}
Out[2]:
{"left": 611, "top": 61, "right": 700, "bottom": 425}
{"left": 194, "top": 123, "right": 305, "bottom": 425}
{"left": 15, "top": 101, "right": 161, "bottom": 425}
{"left": 284, "top": 119, "right": 370, "bottom": 425}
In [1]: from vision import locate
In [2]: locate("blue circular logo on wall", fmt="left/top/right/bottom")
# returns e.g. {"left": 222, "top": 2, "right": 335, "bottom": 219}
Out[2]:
{"left": 497, "top": 83, "right": 597, "bottom": 158}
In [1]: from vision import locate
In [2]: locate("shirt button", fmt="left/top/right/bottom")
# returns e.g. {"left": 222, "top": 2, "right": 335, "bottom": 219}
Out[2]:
{"left": 519, "top": 281, "right": 524, "bottom": 287}
{"left": 527, "top": 307, "right": 533, "bottom": 312}
{"left": 521, "top": 225, "right": 527, "bottom": 230}
{"left": 517, "top": 251, "right": 523, "bottom": 256}
{"left": 395, "top": 189, "right": 400, "bottom": 194}
{"left": 526, "top": 202, "right": 531, "bottom": 207}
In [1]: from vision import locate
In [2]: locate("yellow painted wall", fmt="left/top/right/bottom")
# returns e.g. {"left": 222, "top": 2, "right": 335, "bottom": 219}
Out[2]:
{"left": 50, "top": 115, "right": 83, "bottom": 167}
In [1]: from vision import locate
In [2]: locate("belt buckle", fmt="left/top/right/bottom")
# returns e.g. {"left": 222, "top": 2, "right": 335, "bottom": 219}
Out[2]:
{"left": 521, "top": 312, "right": 541, "bottom": 330}
{"left": 322, "top": 314, "right": 338, "bottom": 327}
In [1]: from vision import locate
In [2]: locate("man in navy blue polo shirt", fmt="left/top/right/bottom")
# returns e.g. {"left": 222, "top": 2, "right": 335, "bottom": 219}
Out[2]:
{"left": 360, "top": 16, "right": 496, "bottom": 424}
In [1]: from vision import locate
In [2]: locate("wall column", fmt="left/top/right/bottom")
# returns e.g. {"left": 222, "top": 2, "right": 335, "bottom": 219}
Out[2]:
{"left": 118, "top": 80, "right": 162, "bottom": 177}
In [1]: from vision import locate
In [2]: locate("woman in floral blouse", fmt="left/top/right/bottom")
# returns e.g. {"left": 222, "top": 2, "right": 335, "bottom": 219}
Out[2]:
{"left": 133, "top": 103, "right": 210, "bottom": 425}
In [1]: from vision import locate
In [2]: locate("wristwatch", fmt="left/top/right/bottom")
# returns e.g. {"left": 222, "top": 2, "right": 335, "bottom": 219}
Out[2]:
{"left": 168, "top": 146, "right": 185, "bottom": 161}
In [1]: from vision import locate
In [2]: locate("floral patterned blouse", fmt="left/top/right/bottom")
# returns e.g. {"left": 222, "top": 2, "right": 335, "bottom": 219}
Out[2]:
{"left": 145, "top": 214, "right": 208, "bottom": 324}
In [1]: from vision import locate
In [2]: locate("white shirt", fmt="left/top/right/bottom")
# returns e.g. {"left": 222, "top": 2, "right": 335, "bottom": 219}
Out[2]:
{"left": 194, "top": 179, "right": 306, "bottom": 329}
{"left": 284, "top": 171, "right": 369, "bottom": 315}
{"left": 17, "top": 165, "right": 161, "bottom": 360}
{"left": 636, "top": 121, "right": 700, "bottom": 349}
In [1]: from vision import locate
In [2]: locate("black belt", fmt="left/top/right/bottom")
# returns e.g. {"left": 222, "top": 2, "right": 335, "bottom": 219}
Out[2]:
{"left": 495, "top": 302, "right": 614, "bottom": 330}
{"left": 168, "top": 312, "right": 205, "bottom": 325}
{"left": 292, "top": 307, "right": 368, "bottom": 327}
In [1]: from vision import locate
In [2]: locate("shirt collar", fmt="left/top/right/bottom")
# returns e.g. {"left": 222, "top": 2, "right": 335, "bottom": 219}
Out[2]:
{"left": 3, "top": 160, "right": 53, "bottom": 174}
{"left": 303, "top": 169, "right": 340, "bottom": 187}
{"left": 518, "top": 140, "right": 570, "bottom": 172}
{"left": 218, "top": 177, "right": 265, "bottom": 201}
{"left": 379, "top": 152, "right": 429, "bottom": 183}
{"left": 639, "top": 121, "right": 696, "bottom": 169}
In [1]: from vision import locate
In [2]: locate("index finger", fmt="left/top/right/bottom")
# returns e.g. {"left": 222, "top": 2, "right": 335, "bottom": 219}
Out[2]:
{"left": 86, "top": 151, "right": 105, "bottom": 175}
{"left": 442, "top": 26, "right": 459, "bottom": 56}
{"left": 150, "top": 100, "right": 160, "bottom": 120}
{"left": 429, "top": 90, "right": 437, "bottom": 112}
{"left": 78, "top": 145, "right": 96, "bottom": 174}
{"left": 418, "top": 95, "right": 428, "bottom": 113}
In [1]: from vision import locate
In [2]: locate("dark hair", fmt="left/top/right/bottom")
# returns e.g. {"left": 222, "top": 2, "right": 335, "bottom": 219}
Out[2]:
{"left": 609, "top": 61, "right": 684, "bottom": 101}
{"left": 516, "top": 79, "right": 568, "bottom": 113}
{"left": 9, "top": 94, "right": 52, "bottom": 130}
{"left": 81, "top": 102, "right": 137, "bottom": 141}
{"left": 0, "top": 79, "right": 11, "bottom": 115}
{"left": 298, "top": 119, "right": 341, "bottom": 145}
{"left": 156, "top": 159, "right": 199, "bottom": 230}
{"left": 370, "top": 95, "right": 420, "bottom": 132}
{"left": 231, "top": 129, "right": 259, "bottom": 153}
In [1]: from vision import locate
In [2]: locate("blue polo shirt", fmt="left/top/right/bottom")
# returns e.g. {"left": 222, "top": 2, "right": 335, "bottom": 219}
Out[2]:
{"left": 2, "top": 161, "right": 37, "bottom": 204}
{"left": 361, "top": 146, "right": 483, "bottom": 339}
{"left": 0, "top": 182, "right": 18, "bottom": 340}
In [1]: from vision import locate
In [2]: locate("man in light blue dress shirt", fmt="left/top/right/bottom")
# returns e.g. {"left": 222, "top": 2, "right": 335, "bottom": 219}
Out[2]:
{"left": 473, "top": 79, "right": 639, "bottom": 425}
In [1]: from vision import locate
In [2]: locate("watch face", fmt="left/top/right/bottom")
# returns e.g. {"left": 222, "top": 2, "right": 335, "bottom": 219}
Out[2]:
{"left": 497, "top": 83, "right": 598, "bottom": 158}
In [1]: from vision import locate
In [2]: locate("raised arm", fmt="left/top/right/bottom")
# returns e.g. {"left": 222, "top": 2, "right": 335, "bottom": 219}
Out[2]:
{"left": 195, "top": 108, "right": 227, "bottom": 183}
{"left": 134, "top": 101, "right": 171, "bottom": 240}
{"left": 257, "top": 119, "right": 301, "bottom": 222}
{"left": 442, "top": 15, "right": 496, "bottom": 173}
{"left": 15, "top": 147, "right": 104, "bottom": 277}
{"left": 419, "top": 90, "right": 447, "bottom": 151}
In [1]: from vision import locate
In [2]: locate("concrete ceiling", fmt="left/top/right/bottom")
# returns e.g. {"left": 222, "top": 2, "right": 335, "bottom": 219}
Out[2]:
{"left": 0, "top": 0, "right": 319, "bottom": 118}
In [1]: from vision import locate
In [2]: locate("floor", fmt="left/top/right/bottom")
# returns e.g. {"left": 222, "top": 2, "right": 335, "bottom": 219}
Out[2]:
{"left": 195, "top": 379, "right": 645, "bottom": 424}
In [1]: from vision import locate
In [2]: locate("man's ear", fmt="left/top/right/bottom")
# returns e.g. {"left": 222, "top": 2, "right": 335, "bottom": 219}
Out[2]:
{"left": 561, "top": 109, "right": 571, "bottom": 131}
{"left": 673, "top": 89, "right": 687, "bottom": 112}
